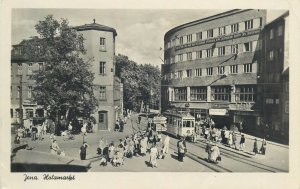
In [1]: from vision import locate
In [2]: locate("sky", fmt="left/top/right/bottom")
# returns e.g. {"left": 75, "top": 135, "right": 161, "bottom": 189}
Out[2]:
{"left": 11, "top": 9, "right": 287, "bottom": 68}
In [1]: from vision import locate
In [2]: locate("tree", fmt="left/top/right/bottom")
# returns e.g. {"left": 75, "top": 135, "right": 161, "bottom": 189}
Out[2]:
{"left": 24, "top": 15, "right": 98, "bottom": 132}
{"left": 115, "top": 54, "right": 161, "bottom": 112}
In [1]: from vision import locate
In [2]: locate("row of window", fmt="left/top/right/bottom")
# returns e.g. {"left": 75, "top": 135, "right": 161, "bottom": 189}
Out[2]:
{"left": 268, "top": 48, "right": 283, "bottom": 61}
{"left": 166, "top": 41, "right": 260, "bottom": 64}
{"left": 14, "top": 62, "right": 43, "bottom": 75}
{"left": 165, "top": 18, "right": 262, "bottom": 49}
{"left": 12, "top": 85, "right": 107, "bottom": 100}
{"left": 173, "top": 85, "right": 256, "bottom": 102}
{"left": 164, "top": 63, "right": 253, "bottom": 80}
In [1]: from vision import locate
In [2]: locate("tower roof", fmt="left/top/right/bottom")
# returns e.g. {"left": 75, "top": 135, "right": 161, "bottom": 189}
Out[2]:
{"left": 73, "top": 19, "right": 117, "bottom": 36}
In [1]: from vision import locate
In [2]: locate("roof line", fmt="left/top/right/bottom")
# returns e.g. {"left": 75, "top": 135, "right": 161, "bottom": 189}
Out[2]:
{"left": 164, "top": 9, "right": 253, "bottom": 39}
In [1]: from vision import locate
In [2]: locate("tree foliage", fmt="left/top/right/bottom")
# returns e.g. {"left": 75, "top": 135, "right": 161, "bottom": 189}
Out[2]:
{"left": 115, "top": 54, "right": 161, "bottom": 112}
{"left": 24, "top": 15, "right": 98, "bottom": 124}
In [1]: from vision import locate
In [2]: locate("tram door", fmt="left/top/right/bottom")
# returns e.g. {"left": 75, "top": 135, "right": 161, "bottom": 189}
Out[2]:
{"left": 98, "top": 111, "right": 108, "bottom": 130}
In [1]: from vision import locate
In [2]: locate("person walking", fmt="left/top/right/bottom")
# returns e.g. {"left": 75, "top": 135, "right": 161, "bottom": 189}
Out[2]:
{"left": 210, "top": 143, "right": 221, "bottom": 163}
{"left": 149, "top": 144, "right": 158, "bottom": 168}
{"left": 162, "top": 135, "right": 170, "bottom": 155}
{"left": 80, "top": 142, "right": 89, "bottom": 160}
{"left": 51, "top": 140, "right": 61, "bottom": 155}
{"left": 31, "top": 125, "right": 38, "bottom": 141}
{"left": 260, "top": 138, "right": 267, "bottom": 155}
{"left": 205, "top": 141, "right": 212, "bottom": 162}
{"left": 253, "top": 138, "right": 259, "bottom": 155}
{"left": 177, "top": 137, "right": 186, "bottom": 162}
{"left": 228, "top": 131, "right": 233, "bottom": 147}
{"left": 240, "top": 134, "right": 246, "bottom": 151}
{"left": 140, "top": 137, "right": 147, "bottom": 156}
{"left": 138, "top": 115, "right": 141, "bottom": 124}
{"left": 97, "top": 138, "right": 106, "bottom": 155}
{"left": 232, "top": 132, "right": 237, "bottom": 149}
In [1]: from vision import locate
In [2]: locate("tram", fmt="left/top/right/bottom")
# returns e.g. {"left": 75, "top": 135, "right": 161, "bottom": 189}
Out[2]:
{"left": 162, "top": 110, "right": 195, "bottom": 138}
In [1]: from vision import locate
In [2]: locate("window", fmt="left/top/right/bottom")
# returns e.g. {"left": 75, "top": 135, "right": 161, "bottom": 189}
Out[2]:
{"left": 177, "top": 71, "right": 183, "bottom": 78}
{"left": 244, "top": 42, "right": 253, "bottom": 52}
{"left": 245, "top": 20, "right": 253, "bottom": 30}
{"left": 190, "top": 87, "right": 207, "bottom": 101}
{"left": 26, "top": 109, "right": 33, "bottom": 118}
{"left": 99, "top": 86, "right": 106, "bottom": 100}
{"left": 231, "top": 44, "right": 238, "bottom": 54}
{"left": 38, "top": 63, "right": 43, "bottom": 70}
{"left": 206, "top": 49, "right": 213, "bottom": 57}
{"left": 196, "top": 51, "right": 202, "bottom": 59}
{"left": 266, "top": 98, "right": 274, "bottom": 104}
{"left": 186, "top": 69, "right": 192, "bottom": 77}
{"left": 211, "top": 86, "right": 231, "bottom": 101}
{"left": 270, "top": 29, "right": 274, "bottom": 39}
{"left": 100, "top": 37, "right": 106, "bottom": 51}
{"left": 11, "top": 108, "right": 13, "bottom": 118}
{"left": 206, "top": 67, "right": 213, "bottom": 76}
{"left": 17, "top": 63, "right": 22, "bottom": 75}
{"left": 269, "top": 50, "right": 274, "bottom": 61}
{"left": 231, "top": 23, "right": 239, "bottom": 33}
{"left": 171, "top": 56, "right": 175, "bottom": 64}
{"left": 99, "top": 62, "right": 106, "bottom": 74}
{"left": 179, "top": 37, "right": 183, "bottom": 45}
{"left": 230, "top": 65, "right": 238, "bottom": 74}
{"left": 195, "top": 68, "right": 202, "bottom": 77}
{"left": 285, "top": 100, "right": 289, "bottom": 113}
{"left": 187, "top": 52, "right": 192, "bottom": 60}
{"left": 196, "top": 32, "right": 202, "bottom": 40}
{"left": 14, "top": 47, "right": 23, "bottom": 55}
{"left": 27, "top": 63, "right": 32, "bottom": 75}
{"left": 28, "top": 86, "right": 32, "bottom": 99}
{"left": 243, "top": 63, "right": 252, "bottom": 73}
{"left": 17, "top": 86, "right": 20, "bottom": 98}
{"left": 218, "top": 66, "right": 225, "bottom": 75}
{"left": 174, "top": 88, "right": 187, "bottom": 101}
{"left": 218, "top": 46, "right": 225, "bottom": 56}
{"left": 187, "top": 34, "right": 193, "bottom": 43}
{"left": 278, "top": 25, "right": 283, "bottom": 36}
{"left": 235, "top": 85, "right": 256, "bottom": 102}
{"left": 218, "top": 27, "right": 226, "bottom": 35}
{"left": 207, "top": 29, "right": 213, "bottom": 38}
{"left": 178, "top": 54, "right": 183, "bottom": 62}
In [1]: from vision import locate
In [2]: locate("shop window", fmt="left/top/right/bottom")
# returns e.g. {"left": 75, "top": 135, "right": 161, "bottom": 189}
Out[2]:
{"left": 211, "top": 86, "right": 231, "bottom": 101}
{"left": 235, "top": 85, "right": 256, "bottom": 102}
{"left": 190, "top": 87, "right": 207, "bottom": 101}
{"left": 174, "top": 88, "right": 187, "bottom": 101}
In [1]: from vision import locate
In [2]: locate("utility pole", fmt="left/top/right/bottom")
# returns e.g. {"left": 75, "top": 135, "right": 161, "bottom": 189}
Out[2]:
{"left": 19, "top": 75, "right": 23, "bottom": 128}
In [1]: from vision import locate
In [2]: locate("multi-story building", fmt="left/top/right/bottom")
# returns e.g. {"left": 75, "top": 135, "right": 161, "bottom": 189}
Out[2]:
{"left": 260, "top": 11, "right": 289, "bottom": 143}
{"left": 11, "top": 20, "right": 123, "bottom": 131}
{"left": 161, "top": 9, "right": 267, "bottom": 134}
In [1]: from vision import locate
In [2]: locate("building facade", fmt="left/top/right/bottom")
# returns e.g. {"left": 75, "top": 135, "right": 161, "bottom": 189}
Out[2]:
{"left": 11, "top": 20, "right": 123, "bottom": 131}
{"left": 161, "top": 9, "right": 267, "bottom": 134}
{"left": 260, "top": 12, "right": 289, "bottom": 142}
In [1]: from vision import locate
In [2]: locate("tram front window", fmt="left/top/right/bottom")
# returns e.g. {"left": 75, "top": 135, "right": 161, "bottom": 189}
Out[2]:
{"left": 183, "top": 120, "right": 193, "bottom": 127}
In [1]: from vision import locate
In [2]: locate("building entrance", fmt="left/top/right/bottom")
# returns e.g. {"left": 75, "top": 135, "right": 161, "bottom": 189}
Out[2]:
{"left": 98, "top": 111, "right": 108, "bottom": 130}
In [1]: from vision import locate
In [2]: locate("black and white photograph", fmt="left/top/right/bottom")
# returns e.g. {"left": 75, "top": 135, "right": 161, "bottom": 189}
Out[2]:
{"left": 1, "top": 1, "right": 300, "bottom": 189}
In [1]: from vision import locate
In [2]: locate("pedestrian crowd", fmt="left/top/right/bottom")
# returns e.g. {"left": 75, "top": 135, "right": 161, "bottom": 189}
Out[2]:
{"left": 95, "top": 124, "right": 171, "bottom": 168}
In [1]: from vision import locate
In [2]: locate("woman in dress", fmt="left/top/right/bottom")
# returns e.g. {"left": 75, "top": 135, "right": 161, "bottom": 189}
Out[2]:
{"left": 149, "top": 144, "right": 158, "bottom": 168}
{"left": 140, "top": 137, "right": 147, "bottom": 156}
{"left": 210, "top": 143, "right": 221, "bottom": 163}
{"left": 108, "top": 142, "right": 115, "bottom": 162}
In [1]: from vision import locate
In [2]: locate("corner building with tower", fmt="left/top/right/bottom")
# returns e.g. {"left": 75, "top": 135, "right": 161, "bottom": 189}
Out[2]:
{"left": 161, "top": 9, "right": 267, "bottom": 134}
{"left": 11, "top": 20, "right": 123, "bottom": 132}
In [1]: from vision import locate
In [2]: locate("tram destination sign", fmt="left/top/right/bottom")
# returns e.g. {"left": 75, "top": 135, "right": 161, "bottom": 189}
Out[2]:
{"left": 175, "top": 28, "right": 261, "bottom": 51}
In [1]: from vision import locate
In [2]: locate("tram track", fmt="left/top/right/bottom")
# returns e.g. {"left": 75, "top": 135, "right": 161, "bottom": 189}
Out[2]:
{"left": 169, "top": 142, "right": 232, "bottom": 172}
{"left": 192, "top": 142, "right": 286, "bottom": 172}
